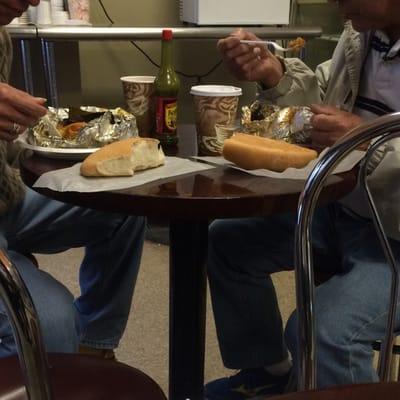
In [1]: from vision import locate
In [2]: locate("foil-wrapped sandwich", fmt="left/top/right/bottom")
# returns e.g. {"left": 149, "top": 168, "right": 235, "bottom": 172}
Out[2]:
{"left": 241, "top": 100, "right": 313, "bottom": 144}
{"left": 29, "top": 106, "right": 138, "bottom": 148}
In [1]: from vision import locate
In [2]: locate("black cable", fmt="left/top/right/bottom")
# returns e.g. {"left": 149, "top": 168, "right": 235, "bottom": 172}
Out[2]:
{"left": 97, "top": 0, "right": 223, "bottom": 83}
{"left": 129, "top": 40, "right": 223, "bottom": 83}
{"left": 98, "top": 0, "right": 114, "bottom": 25}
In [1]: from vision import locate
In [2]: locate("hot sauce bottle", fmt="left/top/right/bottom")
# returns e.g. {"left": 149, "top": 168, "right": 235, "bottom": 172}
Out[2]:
{"left": 153, "top": 29, "right": 180, "bottom": 147}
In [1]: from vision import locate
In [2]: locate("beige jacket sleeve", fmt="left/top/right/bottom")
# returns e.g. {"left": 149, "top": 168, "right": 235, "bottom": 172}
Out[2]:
{"left": 256, "top": 57, "right": 331, "bottom": 106}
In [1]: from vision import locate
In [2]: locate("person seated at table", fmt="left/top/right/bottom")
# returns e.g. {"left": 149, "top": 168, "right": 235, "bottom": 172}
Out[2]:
{"left": 205, "top": 0, "right": 400, "bottom": 398}
{"left": 0, "top": 0, "right": 145, "bottom": 360}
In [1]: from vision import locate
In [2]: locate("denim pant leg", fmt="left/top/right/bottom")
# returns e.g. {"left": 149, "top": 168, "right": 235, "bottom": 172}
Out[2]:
{"left": 0, "top": 250, "right": 78, "bottom": 357}
{"left": 208, "top": 215, "right": 293, "bottom": 369}
{"left": 207, "top": 207, "right": 337, "bottom": 370}
{"left": 4, "top": 187, "right": 145, "bottom": 350}
{"left": 285, "top": 207, "right": 400, "bottom": 388}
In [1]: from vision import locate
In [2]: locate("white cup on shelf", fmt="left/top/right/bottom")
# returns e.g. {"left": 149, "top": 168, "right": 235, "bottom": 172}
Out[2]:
{"left": 50, "top": 0, "right": 64, "bottom": 9}
{"left": 52, "top": 10, "right": 69, "bottom": 25}
{"left": 36, "top": 0, "right": 52, "bottom": 25}
{"left": 27, "top": 5, "right": 37, "bottom": 23}
{"left": 9, "top": 17, "right": 19, "bottom": 25}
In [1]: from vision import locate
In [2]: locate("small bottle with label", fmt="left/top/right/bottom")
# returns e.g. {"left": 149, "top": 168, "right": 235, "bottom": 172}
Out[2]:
{"left": 153, "top": 29, "right": 180, "bottom": 147}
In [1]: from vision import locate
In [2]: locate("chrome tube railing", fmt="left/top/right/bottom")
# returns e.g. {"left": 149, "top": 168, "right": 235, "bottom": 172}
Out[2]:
{"left": 0, "top": 250, "right": 53, "bottom": 399}
{"left": 294, "top": 112, "right": 400, "bottom": 391}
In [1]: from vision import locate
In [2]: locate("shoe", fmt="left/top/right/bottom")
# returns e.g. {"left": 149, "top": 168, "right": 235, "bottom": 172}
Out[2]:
{"left": 78, "top": 344, "right": 117, "bottom": 361}
{"left": 204, "top": 368, "right": 290, "bottom": 400}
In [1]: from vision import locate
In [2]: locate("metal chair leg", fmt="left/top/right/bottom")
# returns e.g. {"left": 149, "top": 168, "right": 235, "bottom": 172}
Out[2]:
{"left": 0, "top": 249, "right": 53, "bottom": 399}
{"left": 295, "top": 112, "right": 400, "bottom": 390}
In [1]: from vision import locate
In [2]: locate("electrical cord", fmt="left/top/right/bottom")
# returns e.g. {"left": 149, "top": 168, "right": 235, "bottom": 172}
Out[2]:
{"left": 97, "top": 0, "right": 223, "bottom": 83}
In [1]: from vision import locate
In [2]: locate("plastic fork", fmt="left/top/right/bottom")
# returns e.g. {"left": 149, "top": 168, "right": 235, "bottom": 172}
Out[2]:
{"left": 240, "top": 40, "right": 294, "bottom": 52}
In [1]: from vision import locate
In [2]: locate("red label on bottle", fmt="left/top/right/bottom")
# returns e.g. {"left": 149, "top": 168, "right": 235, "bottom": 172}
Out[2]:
{"left": 155, "top": 96, "right": 178, "bottom": 134}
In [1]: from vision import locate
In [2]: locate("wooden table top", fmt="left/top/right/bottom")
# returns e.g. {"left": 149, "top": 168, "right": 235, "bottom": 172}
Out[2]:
{"left": 19, "top": 128, "right": 358, "bottom": 220}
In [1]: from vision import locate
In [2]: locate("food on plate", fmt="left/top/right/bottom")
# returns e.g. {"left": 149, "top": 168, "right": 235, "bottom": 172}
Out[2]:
{"left": 288, "top": 37, "right": 306, "bottom": 52}
{"left": 80, "top": 137, "right": 165, "bottom": 177}
{"left": 222, "top": 133, "right": 317, "bottom": 172}
{"left": 60, "top": 121, "right": 87, "bottom": 140}
{"left": 29, "top": 107, "right": 138, "bottom": 149}
{"left": 241, "top": 101, "right": 313, "bottom": 144}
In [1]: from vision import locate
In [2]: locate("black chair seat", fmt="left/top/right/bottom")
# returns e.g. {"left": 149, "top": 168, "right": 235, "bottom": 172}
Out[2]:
{"left": 272, "top": 381, "right": 400, "bottom": 400}
{"left": 0, "top": 354, "right": 167, "bottom": 400}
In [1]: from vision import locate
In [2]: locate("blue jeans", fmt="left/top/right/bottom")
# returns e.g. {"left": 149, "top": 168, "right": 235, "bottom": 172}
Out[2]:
{"left": 0, "top": 187, "right": 145, "bottom": 357}
{"left": 207, "top": 202, "right": 400, "bottom": 388}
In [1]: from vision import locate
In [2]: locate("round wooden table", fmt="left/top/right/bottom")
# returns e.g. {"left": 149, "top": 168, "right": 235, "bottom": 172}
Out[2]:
{"left": 19, "top": 128, "right": 357, "bottom": 400}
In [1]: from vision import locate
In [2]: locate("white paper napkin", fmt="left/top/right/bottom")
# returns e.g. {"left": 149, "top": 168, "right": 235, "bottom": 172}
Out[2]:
{"left": 33, "top": 156, "right": 216, "bottom": 192}
{"left": 192, "top": 149, "right": 365, "bottom": 180}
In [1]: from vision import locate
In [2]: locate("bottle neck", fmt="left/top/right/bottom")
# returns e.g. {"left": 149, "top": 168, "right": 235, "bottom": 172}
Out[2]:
{"left": 160, "top": 39, "right": 173, "bottom": 71}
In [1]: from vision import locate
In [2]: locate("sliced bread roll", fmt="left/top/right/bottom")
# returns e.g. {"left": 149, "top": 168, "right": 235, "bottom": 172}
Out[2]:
{"left": 222, "top": 133, "right": 317, "bottom": 172}
{"left": 80, "top": 137, "right": 165, "bottom": 177}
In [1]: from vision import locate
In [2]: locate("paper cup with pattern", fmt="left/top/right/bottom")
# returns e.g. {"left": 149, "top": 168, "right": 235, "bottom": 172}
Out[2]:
{"left": 121, "top": 76, "right": 155, "bottom": 137}
{"left": 190, "top": 85, "right": 242, "bottom": 156}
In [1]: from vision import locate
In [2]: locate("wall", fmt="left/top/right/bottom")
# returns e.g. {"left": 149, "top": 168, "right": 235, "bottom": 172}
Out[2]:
{"left": 294, "top": 1, "right": 342, "bottom": 70}
{"left": 79, "top": 0, "right": 256, "bottom": 124}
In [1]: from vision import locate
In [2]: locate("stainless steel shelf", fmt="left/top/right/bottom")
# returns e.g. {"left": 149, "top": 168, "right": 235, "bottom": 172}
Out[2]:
{"left": 6, "top": 24, "right": 37, "bottom": 39}
{"left": 6, "top": 24, "right": 322, "bottom": 41}
{"left": 34, "top": 25, "right": 322, "bottom": 41}
{"left": 6, "top": 24, "right": 322, "bottom": 107}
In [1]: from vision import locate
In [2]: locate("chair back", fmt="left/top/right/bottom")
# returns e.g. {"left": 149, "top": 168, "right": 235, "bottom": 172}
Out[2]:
{"left": 294, "top": 112, "right": 400, "bottom": 391}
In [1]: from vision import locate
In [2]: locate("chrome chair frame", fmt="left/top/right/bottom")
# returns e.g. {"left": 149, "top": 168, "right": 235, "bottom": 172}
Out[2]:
{"left": 0, "top": 249, "right": 53, "bottom": 399}
{"left": 294, "top": 112, "right": 400, "bottom": 391}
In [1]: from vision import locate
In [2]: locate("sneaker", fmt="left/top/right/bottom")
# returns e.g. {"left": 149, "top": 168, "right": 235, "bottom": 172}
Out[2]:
{"left": 204, "top": 368, "right": 290, "bottom": 400}
{"left": 78, "top": 344, "right": 117, "bottom": 361}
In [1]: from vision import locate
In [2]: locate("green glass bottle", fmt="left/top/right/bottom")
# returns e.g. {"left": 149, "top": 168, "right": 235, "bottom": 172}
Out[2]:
{"left": 153, "top": 29, "right": 180, "bottom": 147}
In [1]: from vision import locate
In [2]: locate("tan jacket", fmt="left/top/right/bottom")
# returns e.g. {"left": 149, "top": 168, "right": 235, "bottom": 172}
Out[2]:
{"left": 257, "top": 22, "right": 400, "bottom": 240}
{"left": 0, "top": 27, "right": 25, "bottom": 215}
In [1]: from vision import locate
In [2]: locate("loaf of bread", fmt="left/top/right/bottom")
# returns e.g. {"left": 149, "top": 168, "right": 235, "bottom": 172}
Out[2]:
{"left": 80, "top": 137, "right": 165, "bottom": 177}
{"left": 222, "top": 133, "right": 317, "bottom": 172}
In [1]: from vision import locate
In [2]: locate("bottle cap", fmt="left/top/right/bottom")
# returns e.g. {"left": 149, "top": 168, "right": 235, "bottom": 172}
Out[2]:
{"left": 162, "top": 29, "right": 173, "bottom": 41}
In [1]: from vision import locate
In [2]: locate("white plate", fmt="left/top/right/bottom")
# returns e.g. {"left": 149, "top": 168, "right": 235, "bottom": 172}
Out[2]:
{"left": 17, "top": 132, "right": 99, "bottom": 160}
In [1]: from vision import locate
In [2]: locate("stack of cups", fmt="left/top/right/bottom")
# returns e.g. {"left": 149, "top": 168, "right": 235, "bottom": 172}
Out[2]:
{"left": 27, "top": 5, "right": 37, "bottom": 24}
{"left": 36, "top": 0, "right": 52, "bottom": 25}
{"left": 19, "top": 12, "right": 29, "bottom": 24}
{"left": 51, "top": 0, "right": 68, "bottom": 25}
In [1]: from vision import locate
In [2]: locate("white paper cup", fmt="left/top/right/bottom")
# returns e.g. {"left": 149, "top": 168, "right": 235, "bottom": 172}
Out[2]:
{"left": 121, "top": 76, "right": 156, "bottom": 137}
{"left": 36, "top": 1, "right": 52, "bottom": 25}
{"left": 27, "top": 5, "right": 37, "bottom": 23}
{"left": 190, "top": 85, "right": 242, "bottom": 155}
{"left": 52, "top": 10, "right": 69, "bottom": 25}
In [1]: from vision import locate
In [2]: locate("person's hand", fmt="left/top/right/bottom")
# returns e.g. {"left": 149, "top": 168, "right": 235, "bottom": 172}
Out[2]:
{"left": 217, "top": 28, "right": 284, "bottom": 88}
{"left": 0, "top": 83, "right": 47, "bottom": 142}
{"left": 0, "top": 0, "right": 40, "bottom": 25}
{"left": 310, "top": 104, "right": 363, "bottom": 148}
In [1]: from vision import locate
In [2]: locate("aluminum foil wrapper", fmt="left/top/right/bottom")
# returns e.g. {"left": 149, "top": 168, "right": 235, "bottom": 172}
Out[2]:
{"left": 29, "top": 106, "right": 138, "bottom": 148}
{"left": 241, "top": 101, "right": 313, "bottom": 144}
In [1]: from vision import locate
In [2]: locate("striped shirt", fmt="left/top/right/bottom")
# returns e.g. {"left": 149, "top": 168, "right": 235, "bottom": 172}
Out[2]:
{"left": 341, "top": 30, "right": 400, "bottom": 223}
{"left": 354, "top": 31, "right": 400, "bottom": 120}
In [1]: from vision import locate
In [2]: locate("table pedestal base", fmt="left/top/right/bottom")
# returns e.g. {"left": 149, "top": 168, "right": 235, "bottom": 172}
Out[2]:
{"left": 169, "top": 220, "right": 209, "bottom": 400}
